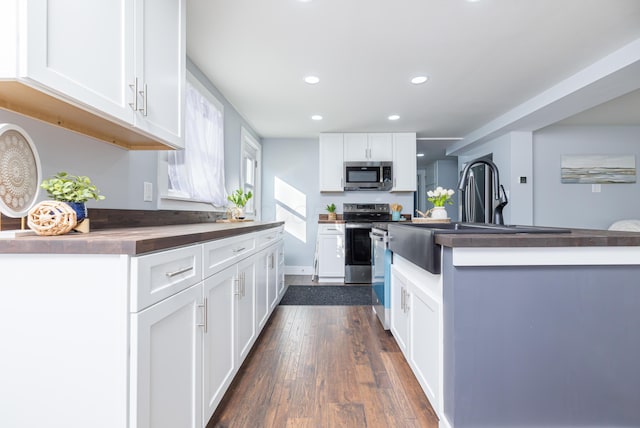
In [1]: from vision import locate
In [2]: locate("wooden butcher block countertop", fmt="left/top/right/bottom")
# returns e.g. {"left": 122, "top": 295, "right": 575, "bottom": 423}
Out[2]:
{"left": 0, "top": 221, "right": 284, "bottom": 255}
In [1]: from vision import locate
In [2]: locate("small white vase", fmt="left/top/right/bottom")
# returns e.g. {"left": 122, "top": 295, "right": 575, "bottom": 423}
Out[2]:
{"left": 430, "top": 206, "right": 448, "bottom": 219}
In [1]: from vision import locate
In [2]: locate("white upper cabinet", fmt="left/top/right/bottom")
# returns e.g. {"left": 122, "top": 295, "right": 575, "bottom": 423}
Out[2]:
{"left": 132, "top": 0, "right": 185, "bottom": 148}
{"left": 343, "top": 133, "right": 368, "bottom": 161}
{"left": 319, "top": 133, "right": 344, "bottom": 192}
{"left": 344, "top": 133, "right": 393, "bottom": 161}
{"left": 23, "top": 0, "right": 135, "bottom": 124}
{"left": 391, "top": 132, "right": 417, "bottom": 191}
{"left": 0, "top": 0, "right": 185, "bottom": 150}
{"left": 367, "top": 133, "right": 393, "bottom": 161}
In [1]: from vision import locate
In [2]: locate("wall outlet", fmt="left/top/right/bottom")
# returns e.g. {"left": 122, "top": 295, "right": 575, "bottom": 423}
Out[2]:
{"left": 143, "top": 182, "right": 153, "bottom": 202}
{"left": 592, "top": 184, "right": 601, "bottom": 193}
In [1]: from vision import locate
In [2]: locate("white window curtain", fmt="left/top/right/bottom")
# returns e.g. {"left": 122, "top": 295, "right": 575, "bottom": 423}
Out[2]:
{"left": 168, "top": 80, "right": 227, "bottom": 206}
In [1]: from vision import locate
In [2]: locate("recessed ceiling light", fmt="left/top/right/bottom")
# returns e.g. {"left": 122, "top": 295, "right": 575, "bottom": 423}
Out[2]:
{"left": 304, "top": 75, "right": 320, "bottom": 84}
{"left": 417, "top": 153, "right": 425, "bottom": 157}
{"left": 311, "top": 115, "right": 323, "bottom": 121}
{"left": 411, "top": 76, "right": 428, "bottom": 85}
{"left": 388, "top": 115, "right": 400, "bottom": 121}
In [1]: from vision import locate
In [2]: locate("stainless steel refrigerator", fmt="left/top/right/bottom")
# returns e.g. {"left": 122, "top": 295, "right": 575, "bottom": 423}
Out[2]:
{"left": 459, "top": 160, "right": 494, "bottom": 223}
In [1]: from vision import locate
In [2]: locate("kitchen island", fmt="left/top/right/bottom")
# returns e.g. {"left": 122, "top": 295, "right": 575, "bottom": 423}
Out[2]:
{"left": 387, "top": 223, "right": 640, "bottom": 428}
{"left": 0, "top": 221, "right": 285, "bottom": 428}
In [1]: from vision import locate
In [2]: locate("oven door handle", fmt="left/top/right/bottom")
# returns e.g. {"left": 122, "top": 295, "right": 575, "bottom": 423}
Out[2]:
{"left": 369, "top": 232, "right": 385, "bottom": 242}
{"left": 345, "top": 223, "right": 373, "bottom": 229}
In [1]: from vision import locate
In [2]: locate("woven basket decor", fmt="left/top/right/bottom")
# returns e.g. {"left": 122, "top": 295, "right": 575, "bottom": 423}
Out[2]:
{"left": 27, "top": 200, "right": 77, "bottom": 236}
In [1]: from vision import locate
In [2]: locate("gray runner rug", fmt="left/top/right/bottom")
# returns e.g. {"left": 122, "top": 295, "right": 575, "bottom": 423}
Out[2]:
{"left": 279, "top": 285, "right": 371, "bottom": 306}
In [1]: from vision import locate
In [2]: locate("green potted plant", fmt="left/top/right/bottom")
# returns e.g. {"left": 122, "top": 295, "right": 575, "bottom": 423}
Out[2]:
{"left": 227, "top": 188, "right": 253, "bottom": 220}
{"left": 325, "top": 203, "right": 337, "bottom": 221}
{"left": 40, "top": 172, "right": 105, "bottom": 221}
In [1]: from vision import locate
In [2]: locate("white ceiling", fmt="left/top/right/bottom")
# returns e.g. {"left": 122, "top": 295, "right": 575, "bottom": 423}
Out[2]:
{"left": 186, "top": 0, "right": 640, "bottom": 160}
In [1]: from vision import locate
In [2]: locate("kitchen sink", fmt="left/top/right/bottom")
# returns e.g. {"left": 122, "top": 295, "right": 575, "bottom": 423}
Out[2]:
{"left": 387, "top": 222, "right": 572, "bottom": 274}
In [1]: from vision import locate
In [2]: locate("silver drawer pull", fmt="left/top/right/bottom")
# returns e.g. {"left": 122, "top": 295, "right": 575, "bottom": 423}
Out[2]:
{"left": 165, "top": 266, "right": 194, "bottom": 278}
{"left": 232, "top": 247, "right": 246, "bottom": 253}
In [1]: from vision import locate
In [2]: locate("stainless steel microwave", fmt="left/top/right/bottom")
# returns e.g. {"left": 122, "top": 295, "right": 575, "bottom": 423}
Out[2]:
{"left": 344, "top": 161, "right": 393, "bottom": 191}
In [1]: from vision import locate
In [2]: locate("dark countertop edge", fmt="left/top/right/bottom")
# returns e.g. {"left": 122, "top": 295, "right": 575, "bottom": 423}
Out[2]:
{"left": 434, "top": 228, "right": 640, "bottom": 248}
{"left": 0, "top": 221, "right": 284, "bottom": 256}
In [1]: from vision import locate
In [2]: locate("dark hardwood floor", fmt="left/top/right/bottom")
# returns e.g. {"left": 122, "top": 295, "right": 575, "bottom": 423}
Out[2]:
{"left": 207, "top": 305, "right": 439, "bottom": 428}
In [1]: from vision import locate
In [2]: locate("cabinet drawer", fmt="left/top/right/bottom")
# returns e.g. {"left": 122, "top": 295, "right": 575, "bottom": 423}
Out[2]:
{"left": 318, "top": 224, "right": 345, "bottom": 234}
{"left": 256, "top": 226, "right": 284, "bottom": 248}
{"left": 203, "top": 235, "right": 256, "bottom": 278}
{"left": 131, "top": 245, "right": 203, "bottom": 312}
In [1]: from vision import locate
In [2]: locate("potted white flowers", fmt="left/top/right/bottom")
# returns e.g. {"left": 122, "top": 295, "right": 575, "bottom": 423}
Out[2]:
{"left": 427, "top": 187, "right": 454, "bottom": 219}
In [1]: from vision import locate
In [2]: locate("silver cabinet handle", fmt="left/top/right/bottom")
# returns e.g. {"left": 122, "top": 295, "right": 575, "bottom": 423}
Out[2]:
{"left": 401, "top": 287, "right": 405, "bottom": 311}
{"left": 128, "top": 78, "right": 138, "bottom": 111}
{"left": 165, "top": 266, "right": 193, "bottom": 278}
{"left": 405, "top": 291, "right": 410, "bottom": 313}
{"left": 197, "top": 298, "right": 208, "bottom": 333}
{"left": 233, "top": 247, "right": 246, "bottom": 253}
{"left": 234, "top": 277, "right": 241, "bottom": 296}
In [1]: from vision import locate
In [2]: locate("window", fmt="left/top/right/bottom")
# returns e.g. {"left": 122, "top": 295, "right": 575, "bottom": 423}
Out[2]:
{"left": 165, "top": 72, "right": 227, "bottom": 207}
{"left": 241, "top": 127, "right": 261, "bottom": 219}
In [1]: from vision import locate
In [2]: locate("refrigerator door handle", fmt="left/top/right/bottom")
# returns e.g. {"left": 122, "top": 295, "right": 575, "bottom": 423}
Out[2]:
{"left": 466, "top": 174, "right": 475, "bottom": 221}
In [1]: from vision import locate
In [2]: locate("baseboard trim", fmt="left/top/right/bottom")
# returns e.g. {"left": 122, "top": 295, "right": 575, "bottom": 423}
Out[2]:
{"left": 284, "top": 265, "right": 314, "bottom": 275}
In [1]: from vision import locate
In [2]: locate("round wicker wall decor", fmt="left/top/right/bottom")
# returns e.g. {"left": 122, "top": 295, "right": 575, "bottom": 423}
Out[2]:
{"left": 0, "top": 123, "right": 42, "bottom": 218}
{"left": 27, "top": 201, "right": 77, "bottom": 236}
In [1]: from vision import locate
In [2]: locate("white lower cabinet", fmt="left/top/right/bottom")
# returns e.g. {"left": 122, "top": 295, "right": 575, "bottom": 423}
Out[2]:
{"left": 390, "top": 256, "right": 443, "bottom": 416}
{"left": 236, "top": 256, "right": 257, "bottom": 362}
{"left": 130, "top": 283, "right": 203, "bottom": 428}
{"left": 390, "top": 266, "right": 410, "bottom": 353}
{"left": 256, "top": 250, "right": 270, "bottom": 330}
{"left": 317, "top": 224, "right": 345, "bottom": 281}
{"left": 267, "top": 245, "right": 279, "bottom": 310}
{"left": 203, "top": 265, "right": 236, "bottom": 422}
{"left": 277, "top": 241, "right": 286, "bottom": 298}
{"left": 0, "top": 226, "right": 284, "bottom": 428}
{"left": 409, "top": 283, "right": 441, "bottom": 411}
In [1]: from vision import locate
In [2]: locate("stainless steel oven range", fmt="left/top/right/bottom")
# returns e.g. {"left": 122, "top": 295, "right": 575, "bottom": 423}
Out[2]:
{"left": 343, "top": 203, "right": 390, "bottom": 283}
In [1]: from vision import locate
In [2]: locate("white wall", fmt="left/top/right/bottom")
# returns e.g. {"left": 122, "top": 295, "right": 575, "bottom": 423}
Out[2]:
{"left": 262, "top": 137, "right": 414, "bottom": 271}
{"left": 533, "top": 125, "right": 640, "bottom": 229}
{"left": 0, "top": 108, "right": 155, "bottom": 211}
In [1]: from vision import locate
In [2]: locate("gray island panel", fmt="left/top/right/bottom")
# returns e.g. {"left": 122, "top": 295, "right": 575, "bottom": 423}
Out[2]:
{"left": 442, "top": 247, "right": 640, "bottom": 428}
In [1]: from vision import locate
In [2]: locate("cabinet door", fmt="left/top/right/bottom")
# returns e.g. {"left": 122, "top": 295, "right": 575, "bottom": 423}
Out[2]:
{"left": 25, "top": 0, "right": 135, "bottom": 123}
{"left": 133, "top": 0, "right": 185, "bottom": 148}
{"left": 368, "top": 133, "right": 393, "bottom": 161}
{"left": 277, "top": 241, "right": 286, "bottom": 298}
{"left": 390, "top": 266, "right": 410, "bottom": 354}
{"left": 409, "top": 285, "right": 442, "bottom": 412}
{"left": 236, "top": 257, "right": 256, "bottom": 363}
{"left": 343, "top": 133, "right": 368, "bottom": 161}
{"left": 392, "top": 133, "right": 417, "bottom": 191}
{"left": 319, "top": 133, "right": 344, "bottom": 191}
{"left": 203, "top": 266, "right": 236, "bottom": 423}
{"left": 130, "top": 284, "right": 203, "bottom": 428}
{"left": 255, "top": 249, "right": 269, "bottom": 330}
{"left": 317, "top": 233, "right": 345, "bottom": 278}
{"left": 267, "top": 245, "right": 279, "bottom": 310}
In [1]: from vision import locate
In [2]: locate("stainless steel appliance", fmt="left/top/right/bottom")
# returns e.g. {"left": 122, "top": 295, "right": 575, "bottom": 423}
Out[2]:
{"left": 458, "top": 156, "right": 508, "bottom": 224}
{"left": 344, "top": 161, "right": 393, "bottom": 191}
{"left": 343, "top": 203, "right": 390, "bottom": 283}
{"left": 370, "top": 224, "right": 391, "bottom": 329}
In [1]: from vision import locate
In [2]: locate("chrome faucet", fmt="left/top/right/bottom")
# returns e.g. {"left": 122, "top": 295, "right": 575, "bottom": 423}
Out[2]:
{"left": 457, "top": 158, "right": 508, "bottom": 224}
